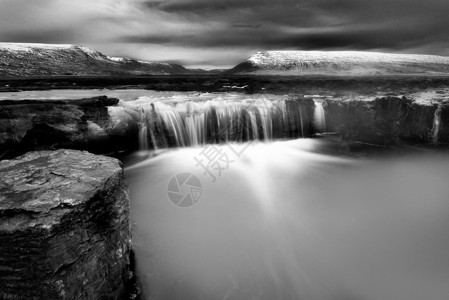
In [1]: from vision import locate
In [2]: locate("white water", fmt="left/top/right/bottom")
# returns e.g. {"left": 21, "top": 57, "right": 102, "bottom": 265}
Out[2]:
{"left": 2, "top": 88, "right": 447, "bottom": 299}
{"left": 431, "top": 105, "right": 442, "bottom": 145}
{"left": 313, "top": 100, "right": 326, "bottom": 132}
{"left": 138, "top": 124, "right": 149, "bottom": 151}
{"left": 138, "top": 108, "right": 150, "bottom": 151}
{"left": 135, "top": 98, "right": 303, "bottom": 149}
{"left": 0, "top": 88, "right": 314, "bottom": 149}
{"left": 125, "top": 139, "right": 449, "bottom": 300}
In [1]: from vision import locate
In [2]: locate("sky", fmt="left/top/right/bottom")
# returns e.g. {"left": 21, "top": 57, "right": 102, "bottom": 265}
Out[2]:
{"left": 0, "top": 0, "right": 448, "bottom": 69}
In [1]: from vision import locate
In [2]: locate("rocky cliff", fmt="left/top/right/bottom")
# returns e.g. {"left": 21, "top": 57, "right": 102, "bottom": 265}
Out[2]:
{"left": 0, "top": 93, "right": 448, "bottom": 159}
{"left": 0, "top": 96, "right": 141, "bottom": 159}
{"left": 323, "top": 96, "right": 449, "bottom": 145}
{"left": 0, "top": 149, "right": 131, "bottom": 299}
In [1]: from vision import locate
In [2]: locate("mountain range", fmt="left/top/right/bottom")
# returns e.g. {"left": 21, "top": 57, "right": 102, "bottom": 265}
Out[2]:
{"left": 1, "top": 43, "right": 449, "bottom": 77}
{"left": 228, "top": 51, "right": 449, "bottom": 75}
{"left": 0, "top": 43, "right": 205, "bottom": 77}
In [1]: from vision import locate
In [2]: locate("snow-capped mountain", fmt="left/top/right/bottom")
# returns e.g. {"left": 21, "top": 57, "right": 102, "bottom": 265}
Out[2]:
{"left": 0, "top": 43, "right": 192, "bottom": 77}
{"left": 228, "top": 51, "right": 449, "bottom": 75}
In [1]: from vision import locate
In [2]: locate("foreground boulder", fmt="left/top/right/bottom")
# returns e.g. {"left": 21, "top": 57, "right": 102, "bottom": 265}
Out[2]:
{"left": 0, "top": 96, "right": 140, "bottom": 159}
{"left": 0, "top": 149, "right": 131, "bottom": 299}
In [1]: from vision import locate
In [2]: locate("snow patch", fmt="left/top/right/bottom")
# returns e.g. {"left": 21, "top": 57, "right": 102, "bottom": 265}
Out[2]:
{"left": 0, "top": 43, "right": 75, "bottom": 52}
{"left": 77, "top": 46, "right": 98, "bottom": 55}
{"left": 108, "top": 56, "right": 126, "bottom": 62}
{"left": 138, "top": 60, "right": 171, "bottom": 66}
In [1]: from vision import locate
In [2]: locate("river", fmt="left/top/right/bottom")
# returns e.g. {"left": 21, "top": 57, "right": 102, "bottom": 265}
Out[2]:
{"left": 3, "top": 89, "right": 449, "bottom": 300}
{"left": 124, "top": 138, "right": 449, "bottom": 300}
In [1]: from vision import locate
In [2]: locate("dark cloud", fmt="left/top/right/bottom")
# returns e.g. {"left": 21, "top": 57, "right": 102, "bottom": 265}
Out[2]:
{"left": 0, "top": 29, "right": 80, "bottom": 44}
{"left": 121, "top": 35, "right": 182, "bottom": 45}
{"left": 146, "top": 0, "right": 273, "bottom": 12}
{"left": 147, "top": 0, "right": 325, "bottom": 27}
{"left": 0, "top": 0, "right": 448, "bottom": 68}
{"left": 142, "top": 0, "right": 166, "bottom": 9}
{"left": 231, "top": 23, "right": 262, "bottom": 29}
{"left": 139, "top": 0, "right": 449, "bottom": 56}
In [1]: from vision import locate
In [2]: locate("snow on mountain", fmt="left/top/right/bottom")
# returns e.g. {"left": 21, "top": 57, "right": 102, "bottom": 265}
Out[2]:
{"left": 0, "top": 43, "right": 193, "bottom": 77}
{"left": 0, "top": 43, "right": 75, "bottom": 52}
{"left": 107, "top": 56, "right": 127, "bottom": 62}
{"left": 228, "top": 51, "right": 449, "bottom": 75}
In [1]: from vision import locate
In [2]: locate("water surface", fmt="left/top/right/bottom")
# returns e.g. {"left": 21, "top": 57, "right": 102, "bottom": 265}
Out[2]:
{"left": 125, "top": 138, "right": 449, "bottom": 300}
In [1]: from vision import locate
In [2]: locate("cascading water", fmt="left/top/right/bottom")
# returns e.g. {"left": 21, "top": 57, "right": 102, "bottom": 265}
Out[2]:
{"left": 313, "top": 100, "right": 326, "bottom": 133}
{"left": 138, "top": 123, "right": 149, "bottom": 151}
{"left": 133, "top": 97, "right": 307, "bottom": 150}
{"left": 431, "top": 105, "right": 442, "bottom": 144}
{"left": 138, "top": 108, "right": 149, "bottom": 151}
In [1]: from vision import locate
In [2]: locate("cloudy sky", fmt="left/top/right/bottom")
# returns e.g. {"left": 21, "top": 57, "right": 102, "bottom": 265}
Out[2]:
{"left": 1, "top": 0, "right": 448, "bottom": 68}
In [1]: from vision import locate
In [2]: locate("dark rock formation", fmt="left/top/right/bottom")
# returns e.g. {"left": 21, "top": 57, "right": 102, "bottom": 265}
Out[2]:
{"left": 438, "top": 102, "right": 449, "bottom": 144}
{"left": 285, "top": 97, "right": 315, "bottom": 137}
{"left": 0, "top": 149, "right": 131, "bottom": 300}
{"left": 324, "top": 96, "right": 449, "bottom": 145}
{"left": 1, "top": 93, "right": 447, "bottom": 157}
{"left": 0, "top": 96, "right": 140, "bottom": 159}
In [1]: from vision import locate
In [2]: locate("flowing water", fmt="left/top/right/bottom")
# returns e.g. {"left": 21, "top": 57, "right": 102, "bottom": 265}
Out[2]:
{"left": 134, "top": 98, "right": 299, "bottom": 149}
{"left": 3, "top": 89, "right": 449, "bottom": 300}
{"left": 0, "top": 89, "right": 310, "bottom": 148}
{"left": 313, "top": 100, "right": 326, "bottom": 132}
{"left": 125, "top": 139, "right": 449, "bottom": 300}
{"left": 431, "top": 105, "right": 443, "bottom": 145}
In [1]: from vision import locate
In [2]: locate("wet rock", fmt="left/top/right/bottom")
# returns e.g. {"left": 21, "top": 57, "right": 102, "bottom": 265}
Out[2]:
{"left": 0, "top": 149, "right": 131, "bottom": 300}
{"left": 285, "top": 96, "right": 315, "bottom": 137}
{"left": 437, "top": 101, "right": 449, "bottom": 144}
{"left": 0, "top": 96, "right": 140, "bottom": 159}
{"left": 324, "top": 96, "right": 444, "bottom": 144}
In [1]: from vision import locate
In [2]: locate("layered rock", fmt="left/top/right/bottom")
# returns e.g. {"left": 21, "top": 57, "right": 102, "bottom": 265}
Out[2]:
{"left": 323, "top": 96, "right": 449, "bottom": 144}
{"left": 1, "top": 93, "right": 447, "bottom": 157}
{"left": 0, "top": 96, "right": 141, "bottom": 159}
{"left": 285, "top": 96, "right": 315, "bottom": 137}
{"left": 438, "top": 103, "right": 449, "bottom": 144}
{"left": 0, "top": 149, "right": 131, "bottom": 300}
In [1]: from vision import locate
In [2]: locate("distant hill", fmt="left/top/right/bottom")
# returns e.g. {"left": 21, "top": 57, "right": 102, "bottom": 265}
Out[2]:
{"left": 227, "top": 51, "right": 449, "bottom": 76}
{"left": 0, "top": 43, "right": 209, "bottom": 77}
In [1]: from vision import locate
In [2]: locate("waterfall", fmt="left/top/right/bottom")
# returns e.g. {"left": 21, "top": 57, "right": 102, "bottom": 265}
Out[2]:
{"left": 138, "top": 109, "right": 149, "bottom": 151}
{"left": 313, "top": 100, "right": 326, "bottom": 133}
{"left": 431, "top": 105, "right": 442, "bottom": 144}
{"left": 256, "top": 101, "right": 273, "bottom": 140}
{"left": 133, "top": 98, "right": 310, "bottom": 150}
{"left": 138, "top": 124, "right": 149, "bottom": 151}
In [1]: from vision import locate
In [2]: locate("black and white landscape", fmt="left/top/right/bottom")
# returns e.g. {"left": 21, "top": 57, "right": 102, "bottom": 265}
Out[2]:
{"left": 1, "top": 1, "right": 449, "bottom": 300}
{"left": 229, "top": 50, "right": 449, "bottom": 75}
{"left": 0, "top": 43, "right": 207, "bottom": 76}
